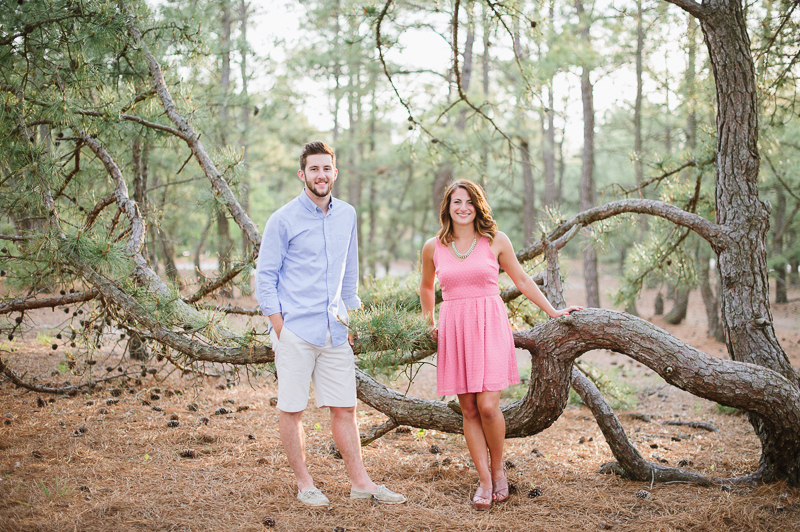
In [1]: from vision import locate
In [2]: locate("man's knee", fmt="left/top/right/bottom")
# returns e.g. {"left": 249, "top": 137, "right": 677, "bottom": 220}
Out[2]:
{"left": 329, "top": 406, "right": 356, "bottom": 421}
{"left": 279, "top": 409, "right": 305, "bottom": 424}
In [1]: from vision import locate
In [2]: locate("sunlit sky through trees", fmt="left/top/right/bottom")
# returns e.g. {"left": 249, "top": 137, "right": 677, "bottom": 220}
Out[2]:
{"left": 149, "top": 0, "right": 697, "bottom": 155}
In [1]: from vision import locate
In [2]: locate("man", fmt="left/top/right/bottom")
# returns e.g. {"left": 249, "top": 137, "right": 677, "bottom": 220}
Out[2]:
{"left": 255, "top": 141, "right": 405, "bottom": 506}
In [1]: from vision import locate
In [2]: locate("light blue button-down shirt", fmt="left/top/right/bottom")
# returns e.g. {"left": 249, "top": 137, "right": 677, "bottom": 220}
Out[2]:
{"left": 255, "top": 190, "right": 361, "bottom": 347}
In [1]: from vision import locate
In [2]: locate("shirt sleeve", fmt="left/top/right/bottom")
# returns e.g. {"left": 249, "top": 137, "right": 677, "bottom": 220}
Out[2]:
{"left": 254, "top": 213, "right": 287, "bottom": 317}
{"left": 341, "top": 209, "right": 362, "bottom": 311}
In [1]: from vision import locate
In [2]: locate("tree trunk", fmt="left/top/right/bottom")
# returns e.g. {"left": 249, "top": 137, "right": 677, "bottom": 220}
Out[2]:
{"left": 432, "top": 164, "right": 452, "bottom": 214}
{"left": 220, "top": 1, "right": 231, "bottom": 142}
{"left": 634, "top": 0, "right": 644, "bottom": 194}
{"left": 685, "top": 13, "right": 698, "bottom": 157}
{"left": 542, "top": 84, "right": 557, "bottom": 209}
{"left": 239, "top": 0, "right": 251, "bottom": 255}
{"left": 160, "top": 225, "right": 179, "bottom": 284}
{"left": 480, "top": 3, "right": 490, "bottom": 187}
{"left": 557, "top": 135, "right": 564, "bottom": 204}
{"left": 682, "top": 0, "right": 800, "bottom": 483}
{"left": 521, "top": 139, "right": 536, "bottom": 246}
{"left": 131, "top": 137, "right": 150, "bottom": 261}
{"left": 654, "top": 292, "right": 664, "bottom": 315}
{"left": 128, "top": 330, "right": 150, "bottom": 362}
{"left": 194, "top": 216, "right": 213, "bottom": 282}
{"left": 773, "top": 183, "right": 787, "bottom": 304}
{"left": 435, "top": 0, "right": 477, "bottom": 205}
{"left": 217, "top": 0, "right": 233, "bottom": 296}
{"left": 346, "top": 57, "right": 364, "bottom": 277}
{"left": 663, "top": 286, "right": 690, "bottom": 325}
{"left": 456, "top": 0, "right": 475, "bottom": 131}
{"left": 542, "top": 1, "right": 557, "bottom": 209}
{"left": 576, "top": 0, "right": 600, "bottom": 308}
{"left": 129, "top": 138, "right": 152, "bottom": 360}
{"left": 698, "top": 244, "right": 725, "bottom": 341}
{"left": 216, "top": 207, "right": 233, "bottom": 296}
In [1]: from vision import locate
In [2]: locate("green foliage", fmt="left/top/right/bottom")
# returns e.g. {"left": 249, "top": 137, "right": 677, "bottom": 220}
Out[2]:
{"left": 35, "top": 333, "right": 53, "bottom": 347}
{"left": 574, "top": 362, "right": 637, "bottom": 411}
{"left": 715, "top": 403, "right": 742, "bottom": 416}
{"left": 36, "top": 477, "right": 71, "bottom": 499}
{"left": 350, "top": 301, "right": 436, "bottom": 377}
{"left": 359, "top": 274, "right": 423, "bottom": 312}
{"left": 568, "top": 387, "right": 583, "bottom": 407}
{"left": 58, "top": 233, "right": 132, "bottom": 279}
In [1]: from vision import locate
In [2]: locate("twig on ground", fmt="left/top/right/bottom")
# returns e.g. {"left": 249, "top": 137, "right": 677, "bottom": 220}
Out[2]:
{"left": 661, "top": 420, "right": 719, "bottom": 432}
{"left": 360, "top": 417, "right": 400, "bottom": 446}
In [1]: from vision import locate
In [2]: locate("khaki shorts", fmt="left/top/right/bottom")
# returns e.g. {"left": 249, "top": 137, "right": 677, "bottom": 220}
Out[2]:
{"left": 270, "top": 326, "right": 357, "bottom": 413}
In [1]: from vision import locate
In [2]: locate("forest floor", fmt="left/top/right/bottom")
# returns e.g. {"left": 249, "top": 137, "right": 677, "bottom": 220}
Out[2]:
{"left": 1, "top": 265, "right": 799, "bottom": 532}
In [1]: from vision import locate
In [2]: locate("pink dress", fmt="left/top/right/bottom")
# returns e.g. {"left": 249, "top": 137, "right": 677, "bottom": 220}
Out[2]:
{"left": 434, "top": 236, "right": 520, "bottom": 395}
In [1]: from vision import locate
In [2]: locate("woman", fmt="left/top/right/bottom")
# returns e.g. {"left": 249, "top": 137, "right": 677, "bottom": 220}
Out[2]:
{"left": 419, "top": 180, "right": 582, "bottom": 510}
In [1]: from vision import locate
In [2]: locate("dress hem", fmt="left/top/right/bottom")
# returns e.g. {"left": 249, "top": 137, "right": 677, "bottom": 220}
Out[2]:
{"left": 437, "top": 380, "right": 521, "bottom": 396}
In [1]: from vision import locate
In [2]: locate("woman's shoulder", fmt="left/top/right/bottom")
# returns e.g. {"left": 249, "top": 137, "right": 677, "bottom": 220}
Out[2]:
{"left": 489, "top": 230, "right": 512, "bottom": 246}
{"left": 423, "top": 236, "right": 441, "bottom": 249}
{"left": 422, "top": 237, "right": 439, "bottom": 258}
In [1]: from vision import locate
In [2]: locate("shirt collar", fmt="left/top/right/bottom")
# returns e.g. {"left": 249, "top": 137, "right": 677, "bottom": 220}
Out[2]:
{"left": 298, "top": 188, "right": 335, "bottom": 214}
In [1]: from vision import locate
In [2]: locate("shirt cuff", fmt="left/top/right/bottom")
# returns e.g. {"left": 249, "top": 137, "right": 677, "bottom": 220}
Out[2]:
{"left": 261, "top": 303, "right": 281, "bottom": 317}
{"left": 343, "top": 295, "right": 362, "bottom": 311}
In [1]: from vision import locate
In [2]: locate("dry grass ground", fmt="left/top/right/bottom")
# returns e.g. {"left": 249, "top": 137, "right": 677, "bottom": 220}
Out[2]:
{"left": 1, "top": 274, "right": 799, "bottom": 531}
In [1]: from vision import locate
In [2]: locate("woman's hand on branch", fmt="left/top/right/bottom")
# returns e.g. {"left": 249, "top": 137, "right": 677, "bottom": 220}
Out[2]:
{"left": 549, "top": 305, "right": 583, "bottom": 318}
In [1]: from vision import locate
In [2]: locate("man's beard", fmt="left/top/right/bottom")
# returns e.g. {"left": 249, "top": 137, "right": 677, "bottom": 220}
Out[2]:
{"left": 306, "top": 180, "right": 332, "bottom": 198}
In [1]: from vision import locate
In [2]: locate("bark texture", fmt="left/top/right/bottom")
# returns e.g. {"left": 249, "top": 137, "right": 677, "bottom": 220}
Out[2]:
{"left": 667, "top": 0, "right": 800, "bottom": 483}
{"left": 356, "top": 308, "right": 800, "bottom": 455}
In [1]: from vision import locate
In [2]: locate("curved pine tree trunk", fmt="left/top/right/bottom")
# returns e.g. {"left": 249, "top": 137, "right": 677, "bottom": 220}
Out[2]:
{"left": 691, "top": 0, "right": 800, "bottom": 483}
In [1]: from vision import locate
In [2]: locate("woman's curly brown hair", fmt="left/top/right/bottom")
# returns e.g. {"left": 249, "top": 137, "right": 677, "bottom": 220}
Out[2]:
{"left": 436, "top": 179, "right": 498, "bottom": 245}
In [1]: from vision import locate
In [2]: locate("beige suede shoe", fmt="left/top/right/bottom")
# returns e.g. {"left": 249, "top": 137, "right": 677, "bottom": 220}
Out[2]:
{"left": 297, "top": 487, "right": 330, "bottom": 507}
{"left": 350, "top": 484, "right": 406, "bottom": 504}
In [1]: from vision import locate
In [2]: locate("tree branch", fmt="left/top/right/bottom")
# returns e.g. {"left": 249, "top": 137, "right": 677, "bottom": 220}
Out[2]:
{"left": 71, "top": 258, "right": 274, "bottom": 365}
{"left": 0, "top": 289, "right": 98, "bottom": 315}
{"left": 0, "top": 357, "right": 137, "bottom": 395}
{"left": 0, "top": 234, "right": 29, "bottom": 242}
{"left": 84, "top": 193, "right": 117, "bottom": 231}
{"left": 360, "top": 417, "right": 399, "bottom": 446}
{"left": 662, "top": 0, "right": 707, "bottom": 19}
{"left": 197, "top": 304, "right": 261, "bottom": 316}
{"left": 356, "top": 307, "right": 800, "bottom": 480}
{"left": 80, "top": 135, "right": 147, "bottom": 257}
{"left": 612, "top": 156, "right": 715, "bottom": 197}
{"left": 571, "top": 367, "right": 714, "bottom": 485}
{"left": 183, "top": 250, "right": 256, "bottom": 304}
{"left": 121, "top": 7, "right": 262, "bottom": 249}
{"left": 516, "top": 199, "right": 730, "bottom": 265}
{"left": 662, "top": 420, "right": 719, "bottom": 432}
{"left": 54, "top": 143, "right": 83, "bottom": 199}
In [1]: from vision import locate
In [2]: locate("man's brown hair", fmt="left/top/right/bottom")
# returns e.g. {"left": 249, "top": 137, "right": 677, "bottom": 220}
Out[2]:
{"left": 300, "top": 141, "right": 336, "bottom": 172}
{"left": 436, "top": 179, "right": 498, "bottom": 245}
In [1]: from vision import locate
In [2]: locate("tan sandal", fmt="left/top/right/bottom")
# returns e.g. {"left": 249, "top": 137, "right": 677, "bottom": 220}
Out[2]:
{"left": 473, "top": 486, "right": 493, "bottom": 510}
{"left": 492, "top": 475, "right": 509, "bottom": 503}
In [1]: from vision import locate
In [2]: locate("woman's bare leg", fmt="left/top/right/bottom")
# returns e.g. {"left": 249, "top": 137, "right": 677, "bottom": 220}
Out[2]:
{"left": 475, "top": 391, "right": 506, "bottom": 483}
{"left": 457, "top": 393, "right": 492, "bottom": 496}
